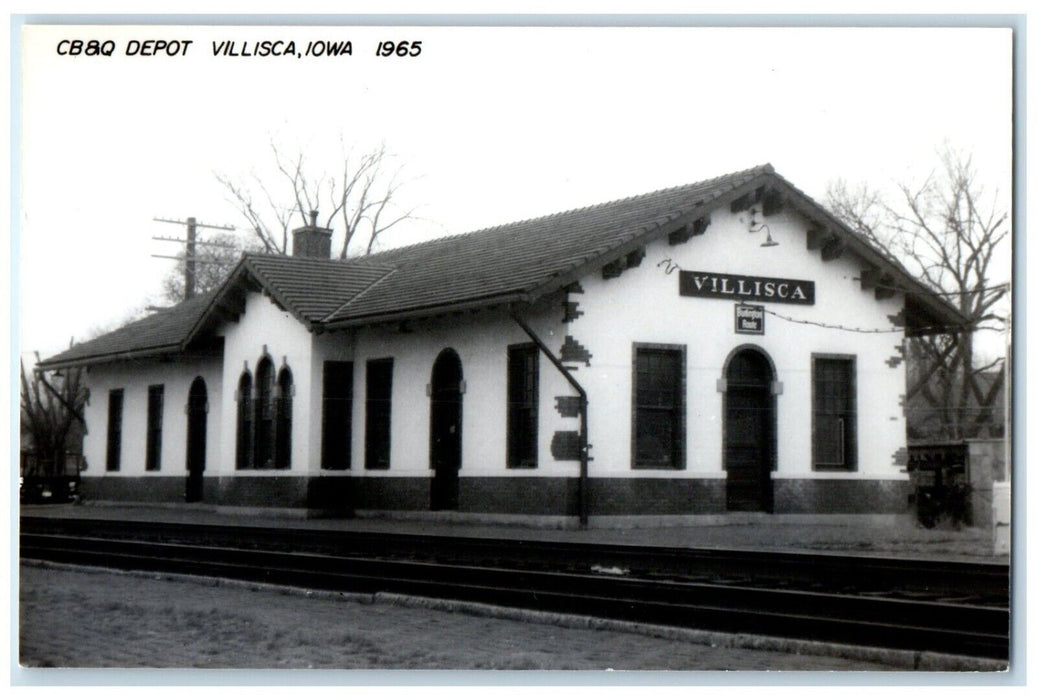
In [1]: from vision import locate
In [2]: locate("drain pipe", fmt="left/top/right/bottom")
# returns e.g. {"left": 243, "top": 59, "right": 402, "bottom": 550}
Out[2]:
{"left": 510, "top": 311, "right": 589, "bottom": 527}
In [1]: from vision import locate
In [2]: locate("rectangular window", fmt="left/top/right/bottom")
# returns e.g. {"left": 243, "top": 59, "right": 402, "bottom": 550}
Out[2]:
{"left": 632, "top": 345, "right": 685, "bottom": 469}
{"left": 507, "top": 344, "right": 539, "bottom": 468}
{"left": 813, "top": 356, "right": 857, "bottom": 471}
{"left": 235, "top": 374, "right": 253, "bottom": 470}
{"left": 364, "top": 358, "right": 393, "bottom": 470}
{"left": 145, "top": 384, "right": 164, "bottom": 472}
{"left": 322, "top": 361, "right": 354, "bottom": 470}
{"left": 106, "top": 389, "right": 124, "bottom": 472}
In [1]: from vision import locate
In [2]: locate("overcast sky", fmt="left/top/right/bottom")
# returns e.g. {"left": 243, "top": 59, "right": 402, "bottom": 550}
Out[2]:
{"left": 17, "top": 23, "right": 1013, "bottom": 360}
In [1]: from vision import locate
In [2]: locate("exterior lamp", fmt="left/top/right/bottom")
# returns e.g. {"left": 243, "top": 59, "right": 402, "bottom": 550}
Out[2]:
{"left": 748, "top": 208, "right": 779, "bottom": 247}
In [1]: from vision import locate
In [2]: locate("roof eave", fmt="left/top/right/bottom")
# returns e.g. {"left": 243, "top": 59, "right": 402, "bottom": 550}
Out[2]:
{"left": 179, "top": 256, "right": 253, "bottom": 348}
{"left": 180, "top": 255, "right": 319, "bottom": 349}
{"left": 523, "top": 175, "right": 771, "bottom": 303}
{"left": 37, "top": 343, "right": 184, "bottom": 371}
{"left": 320, "top": 292, "right": 529, "bottom": 330}
{"left": 520, "top": 170, "right": 964, "bottom": 334}
{"left": 241, "top": 257, "right": 319, "bottom": 331}
{"left": 763, "top": 175, "right": 967, "bottom": 331}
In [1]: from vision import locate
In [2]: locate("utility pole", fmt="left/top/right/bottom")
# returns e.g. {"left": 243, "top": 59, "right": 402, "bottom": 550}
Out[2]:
{"left": 153, "top": 217, "right": 236, "bottom": 300}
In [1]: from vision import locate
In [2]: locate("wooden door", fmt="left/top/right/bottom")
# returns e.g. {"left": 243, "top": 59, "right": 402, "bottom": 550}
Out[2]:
{"left": 185, "top": 378, "right": 207, "bottom": 502}
{"left": 430, "top": 350, "right": 463, "bottom": 510}
{"left": 724, "top": 350, "right": 774, "bottom": 512}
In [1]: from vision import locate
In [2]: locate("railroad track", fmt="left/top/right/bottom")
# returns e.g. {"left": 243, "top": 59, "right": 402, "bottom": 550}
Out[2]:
{"left": 20, "top": 517, "right": 1009, "bottom": 661}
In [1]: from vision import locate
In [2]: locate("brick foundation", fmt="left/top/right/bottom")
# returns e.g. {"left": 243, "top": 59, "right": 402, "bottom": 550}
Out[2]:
{"left": 773, "top": 479, "right": 911, "bottom": 514}
{"left": 79, "top": 474, "right": 913, "bottom": 516}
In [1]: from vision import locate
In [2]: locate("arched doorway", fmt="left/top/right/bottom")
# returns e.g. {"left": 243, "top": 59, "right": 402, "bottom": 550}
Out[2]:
{"left": 723, "top": 347, "right": 775, "bottom": 512}
{"left": 430, "top": 349, "right": 463, "bottom": 510}
{"left": 185, "top": 377, "right": 207, "bottom": 502}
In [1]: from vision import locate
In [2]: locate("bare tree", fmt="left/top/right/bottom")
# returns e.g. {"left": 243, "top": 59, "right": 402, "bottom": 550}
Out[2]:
{"left": 826, "top": 147, "right": 1009, "bottom": 440}
{"left": 20, "top": 352, "right": 87, "bottom": 479}
{"left": 160, "top": 231, "right": 251, "bottom": 304}
{"left": 216, "top": 139, "right": 418, "bottom": 259}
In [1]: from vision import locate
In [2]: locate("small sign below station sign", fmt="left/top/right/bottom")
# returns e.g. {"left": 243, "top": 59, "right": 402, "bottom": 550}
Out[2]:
{"left": 735, "top": 304, "right": 765, "bottom": 335}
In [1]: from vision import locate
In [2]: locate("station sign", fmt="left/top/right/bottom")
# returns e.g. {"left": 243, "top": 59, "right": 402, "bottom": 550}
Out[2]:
{"left": 680, "top": 270, "right": 815, "bottom": 305}
{"left": 735, "top": 304, "right": 765, "bottom": 335}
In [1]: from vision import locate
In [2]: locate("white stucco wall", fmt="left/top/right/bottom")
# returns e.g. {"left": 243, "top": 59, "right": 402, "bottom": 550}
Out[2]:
{"left": 344, "top": 306, "right": 575, "bottom": 479}
{"left": 571, "top": 205, "right": 909, "bottom": 481}
{"left": 81, "top": 357, "right": 222, "bottom": 478}
{"left": 216, "top": 291, "right": 316, "bottom": 476}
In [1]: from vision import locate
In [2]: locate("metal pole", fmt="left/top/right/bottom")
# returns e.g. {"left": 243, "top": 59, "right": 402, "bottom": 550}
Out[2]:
{"left": 510, "top": 311, "right": 589, "bottom": 527}
{"left": 185, "top": 217, "right": 197, "bottom": 300}
{"left": 33, "top": 368, "right": 85, "bottom": 425}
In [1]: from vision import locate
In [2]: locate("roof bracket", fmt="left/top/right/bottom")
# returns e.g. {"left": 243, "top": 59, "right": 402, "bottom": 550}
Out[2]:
{"left": 761, "top": 189, "right": 784, "bottom": 216}
{"left": 821, "top": 235, "right": 845, "bottom": 261}
{"left": 730, "top": 193, "right": 753, "bottom": 213}
{"left": 667, "top": 225, "right": 691, "bottom": 245}
{"left": 807, "top": 227, "right": 828, "bottom": 250}
{"left": 601, "top": 256, "right": 628, "bottom": 279}
{"left": 603, "top": 246, "right": 647, "bottom": 279}
{"left": 875, "top": 273, "right": 897, "bottom": 300}
{"left": 859, "top": 267, "right": 880, "bottom": 291}
{"left": 669, "top": 215, "right": 711, "bottom": 246}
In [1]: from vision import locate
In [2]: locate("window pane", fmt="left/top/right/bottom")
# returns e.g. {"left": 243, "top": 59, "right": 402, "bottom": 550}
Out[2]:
{"left": 106, "top": 389, "right": 123, "bottom": 472}
{"left": 633, "top": 348, "right": 683, "bottom": 468}
{"left": 813, "top": 358, "right": 856, "bottom": 469}
{"left": 507, "top": 345, "right": 538, "bottom": 468}
{"left": 236, "top": 373, "right": 252, "bottom": 470}
{"left": 253, "top": 359, "right": 275, "bottom": 469}
{"left": 321, "top": 362, "right": 353, "bottom": 470}
{"left": 145, "top": 385, "right": 163, "bottom": 472}
{"left": 365, "top": 359, "right": 393, "bottom": 470}
{"left": 275, "top": 369, "right": 293, "bottom": 470}
{"left": 635, "top": 407, "right": 678, "bottom": 466}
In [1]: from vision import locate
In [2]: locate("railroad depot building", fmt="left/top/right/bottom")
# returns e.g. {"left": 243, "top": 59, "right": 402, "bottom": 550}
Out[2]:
{"left": 40, "top": 165, "right": 963, "bottom": 522}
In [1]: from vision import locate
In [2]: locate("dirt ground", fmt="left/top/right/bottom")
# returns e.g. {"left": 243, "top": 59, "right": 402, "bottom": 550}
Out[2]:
{"left": 19, "top": 562, "right": 928, "bottom": 672}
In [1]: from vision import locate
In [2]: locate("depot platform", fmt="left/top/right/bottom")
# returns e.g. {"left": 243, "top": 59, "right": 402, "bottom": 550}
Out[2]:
{"left": 19, "top": 501, "right": 1006, "bottom": 563}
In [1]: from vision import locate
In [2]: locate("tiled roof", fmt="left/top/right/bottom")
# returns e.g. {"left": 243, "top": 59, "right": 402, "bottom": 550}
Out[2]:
{"left": 40, "top": 164, "right": 964, "bottom": 369}
{"left": 40, "top": 257, "right": 397, "bottom": 369}
{"left": 40, "top": 291, "right": 217, "bottom": 368}
{"left": 324, "top": 164, "right": 772, "bottom": 325}
{"left": 244, "top": 255, "right": 396, "bottom": 324}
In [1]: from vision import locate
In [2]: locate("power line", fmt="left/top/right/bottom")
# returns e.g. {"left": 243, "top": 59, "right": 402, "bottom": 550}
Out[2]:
{"left": 764, "top": 308, "right": 970, "bottom": 335}
{"left": 151, "top": 235, "right": 238, "bottom": 249}
{"left": 151, "top": 254, "right": 236, "bottom": 265}
{"left": 153, "top": 217, "right": 235, "bottom": 231}
{"left": 152, "top": 217, "right": 238, "bottom": 300}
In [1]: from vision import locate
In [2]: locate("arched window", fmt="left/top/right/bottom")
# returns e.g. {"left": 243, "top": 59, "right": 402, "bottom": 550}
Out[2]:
{"left": 235, "top": 371, "right": 253, "bottom": 470}
{"left": 253, "top": 357, "right": 275, "bottom": 469}
{"left": 275, "top": 367, "right": 293, "bottom": 470}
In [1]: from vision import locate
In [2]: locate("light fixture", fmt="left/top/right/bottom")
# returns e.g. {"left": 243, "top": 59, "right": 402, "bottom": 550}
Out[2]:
{"left": 747, "top": 207, "right": 779, "bottom": 247}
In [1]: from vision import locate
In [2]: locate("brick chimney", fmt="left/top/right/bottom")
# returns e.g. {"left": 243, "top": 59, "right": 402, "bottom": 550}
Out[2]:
{"left": 292, "top": 210, "right": 333, "bottom": 258}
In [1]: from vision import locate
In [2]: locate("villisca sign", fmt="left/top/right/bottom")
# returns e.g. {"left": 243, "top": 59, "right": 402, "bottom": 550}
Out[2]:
{"left": 679, "top": 270, "right": 816, "bottom": 305}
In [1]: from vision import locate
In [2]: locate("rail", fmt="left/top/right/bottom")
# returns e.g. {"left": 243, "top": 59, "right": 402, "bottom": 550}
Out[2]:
{"left": 20, "top": 517, "right": 1009, "bottom": 661}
